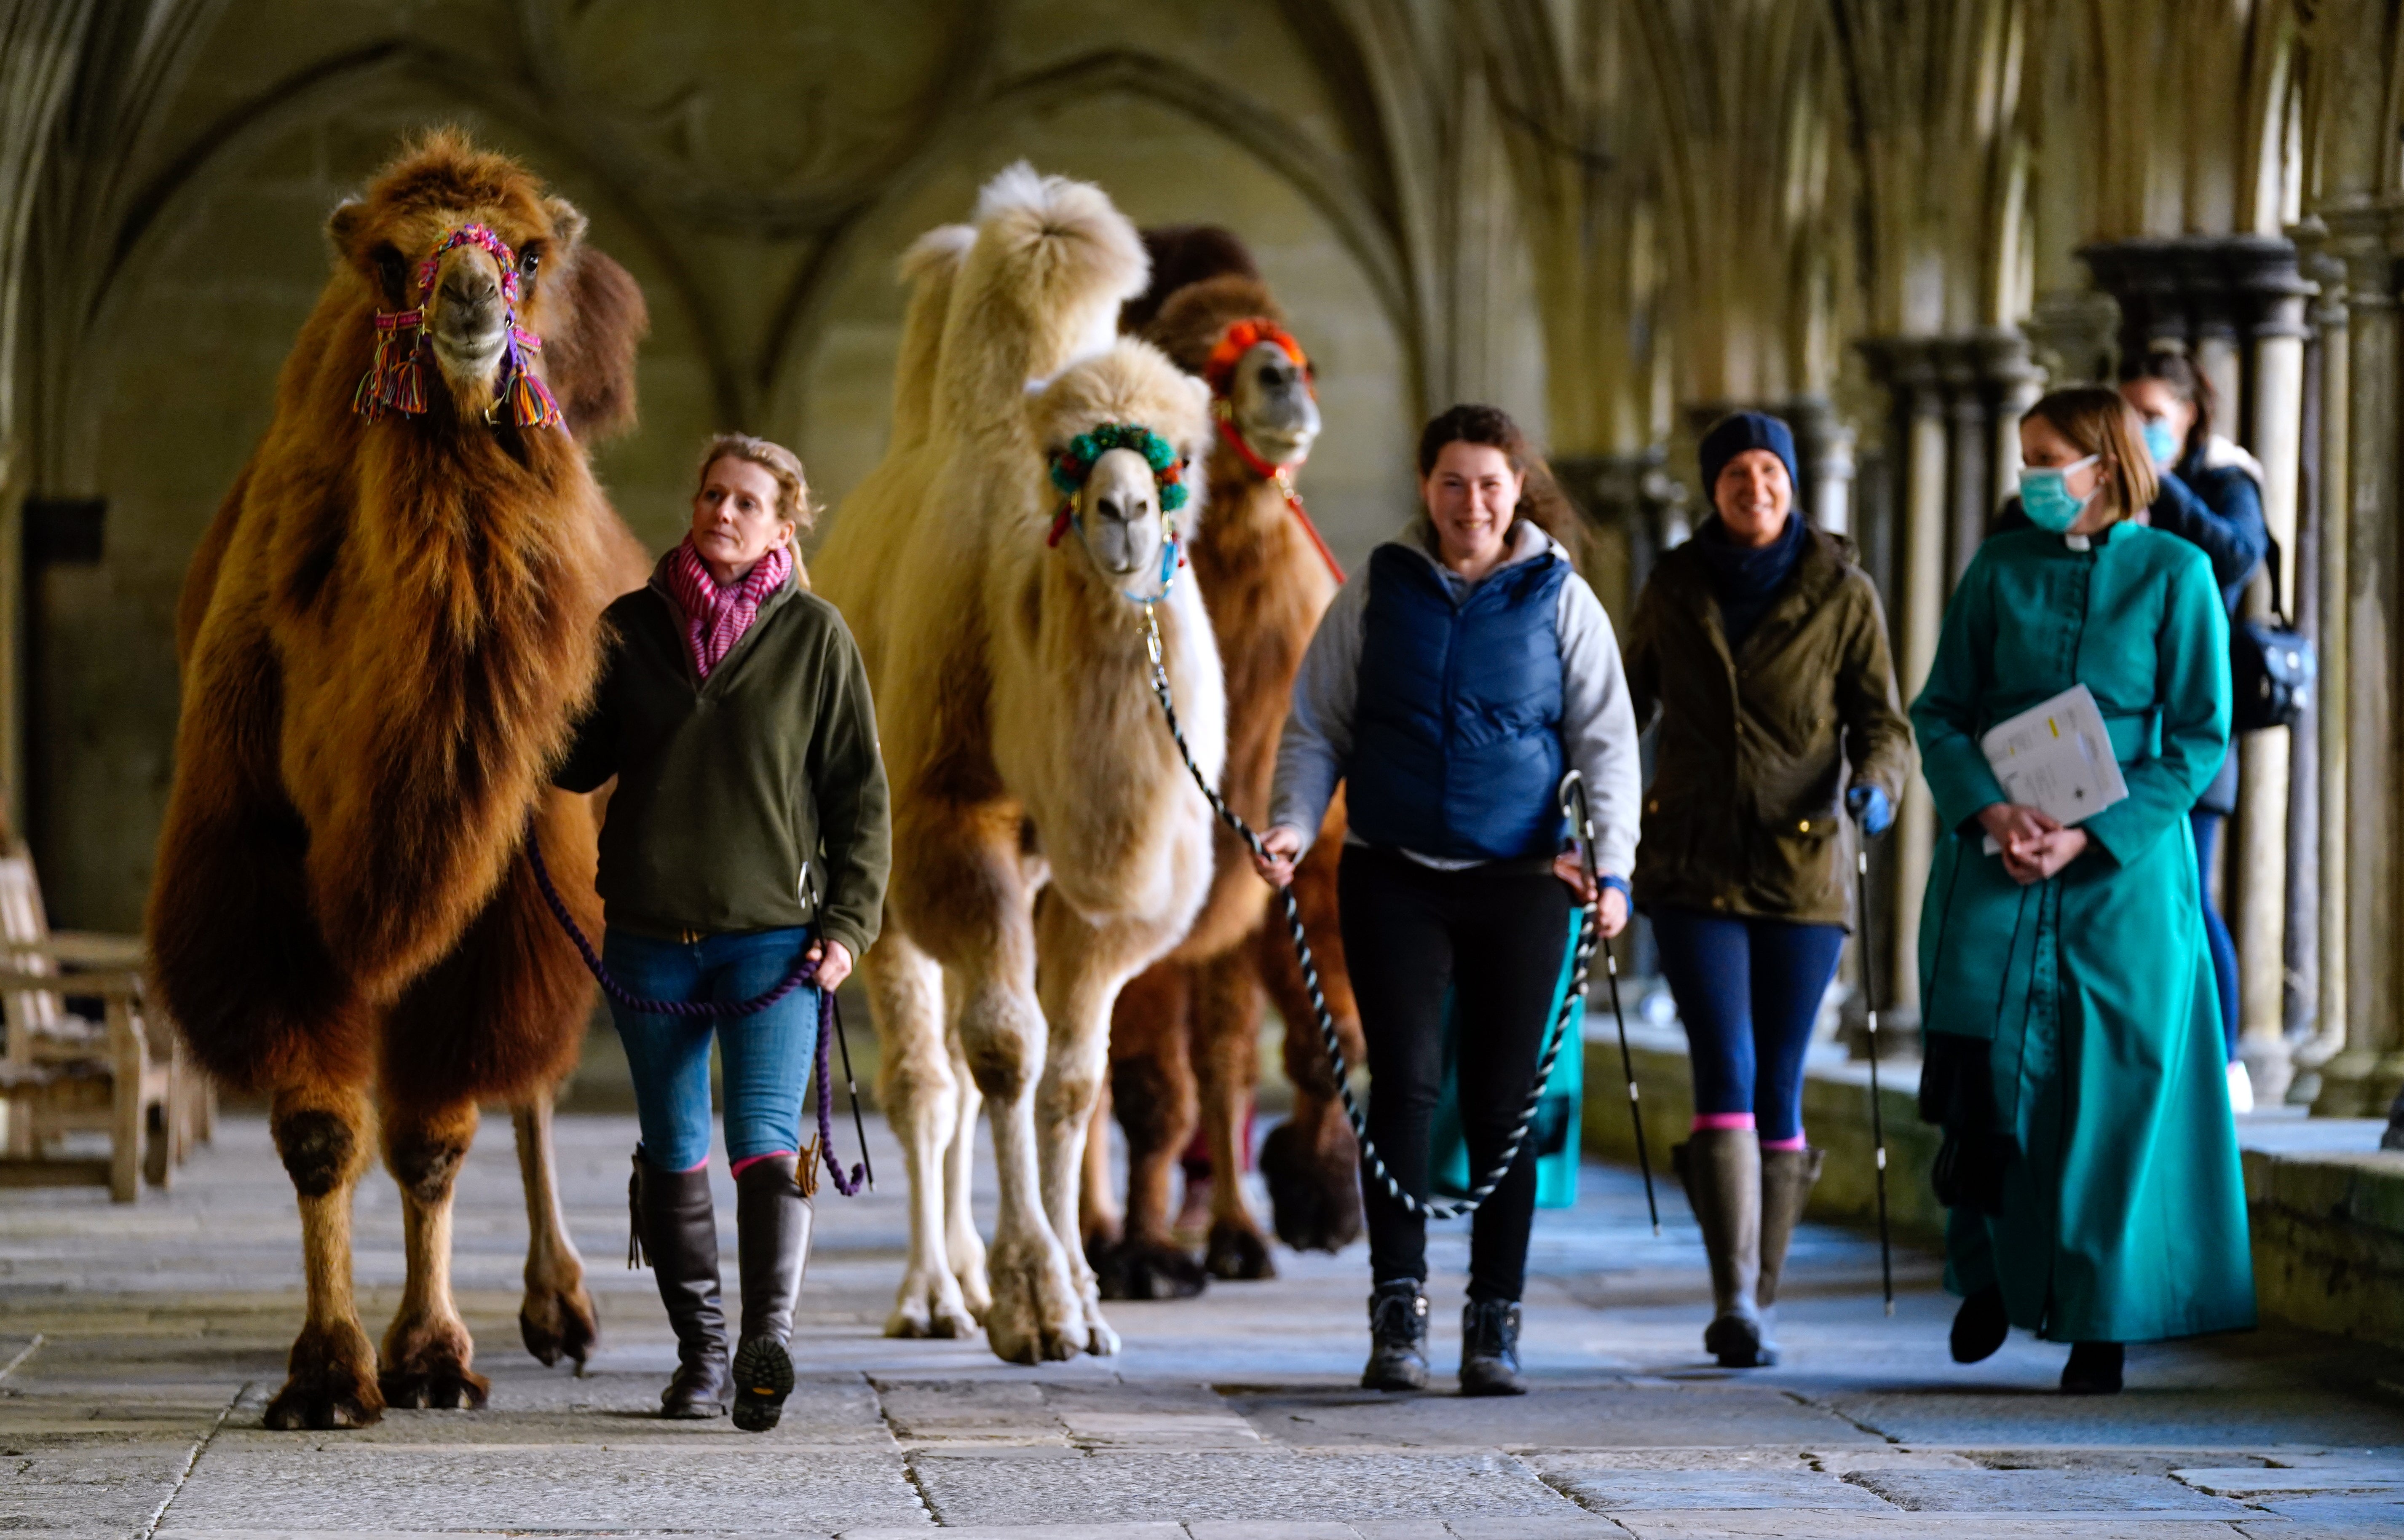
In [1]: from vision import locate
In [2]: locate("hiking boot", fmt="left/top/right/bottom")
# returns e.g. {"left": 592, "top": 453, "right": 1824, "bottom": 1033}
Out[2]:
{"left": 1950, "top": 1284, "right": 2009, "bottom": 1364}
{"left": 2061, "top": 1340, "right": 2124, "bottom": 1395}
{"left": 1459, "top": 1298, "right": 1526, "bottom": 1397}
{"left": 730, "top": 1154, "right": 814, "bottom": 1433}
{"left": 1675, "top": 1133, "right": 1773, "bottom": 1368}
{"left": 629, "top": 1151, "right": 728, "bottom": 1418}
{"left": 1361, "top": 1279, "right": 1430, "bottom": 1392}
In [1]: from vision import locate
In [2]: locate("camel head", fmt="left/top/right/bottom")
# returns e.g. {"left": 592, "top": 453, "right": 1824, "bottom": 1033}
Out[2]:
{"left": 328, "top": 128, "right": 596, "bottom": 430}
{"left": 1038, "top": 342, "right": 1214, "bottom": 598}
{"left": 1215, "top": 326, "right": 1319, "bottom": 468}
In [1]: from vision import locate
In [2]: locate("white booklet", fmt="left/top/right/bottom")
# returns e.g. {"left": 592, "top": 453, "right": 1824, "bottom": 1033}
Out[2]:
{"left": 1976, "top": 683, "right": 2129, "bottom": 854}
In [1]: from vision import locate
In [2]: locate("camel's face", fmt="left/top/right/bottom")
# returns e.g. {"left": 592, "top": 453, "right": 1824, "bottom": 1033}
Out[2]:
{"left": 1076, "top": 447, "right": 1169, "bottom": 580}
{"left": 1228, "top": 342, "right": 1318, "bottom": 466}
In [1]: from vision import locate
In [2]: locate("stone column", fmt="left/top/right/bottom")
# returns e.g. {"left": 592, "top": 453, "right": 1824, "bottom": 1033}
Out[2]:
{"left": 2293, "top": 233, "right": 2351, "bottom": 1101}
{"left": 2316, "top": 202, "right": 2404, "bottom": 1116}
{"left": 1782, "top": 397, "right": 1857, "bottom": 536}
{"left": 1553, "top": 450, "right": 1679, "bottom": 621}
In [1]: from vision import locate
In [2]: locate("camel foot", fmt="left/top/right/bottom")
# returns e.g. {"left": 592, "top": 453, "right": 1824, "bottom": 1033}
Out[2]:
{"left": 263, "top": 1321, "right": 385, "bottom": 1431}
{"left": 951, "top": 1235, "right": 994, "bottom": 1323}
{"left": 1205, "top": 1217, "right": 1277, "bottom": 1280}
{"left": 1080, "top": 1292, "right": 1121, "bottom": 1358}
{"left": 885, "top": 1269, "right": 979, "bottom": 1341}
{"left": 1261, "top": 1118, "right": 1363, "bottom": 1253}
{"left": 1088, "top": 1234, "right": 1208, "bottom": 1301}
{"left": 981, "top": 1231, "right": 1088, "bottom": 1364}
{"left": 379, "top": 1315, "right": 490, "bottom": 1411}
{"left": 519, "top": 1275, "right": 599, "bottom": 1368}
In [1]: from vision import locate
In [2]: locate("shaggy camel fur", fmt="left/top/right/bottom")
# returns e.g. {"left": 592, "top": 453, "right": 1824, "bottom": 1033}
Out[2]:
{"left": 1083, "top": 233, "right": 1367, "bottom": 1299}
{"left": 148, "top": 130, "right": 650, "bottom": 1430}
{"left": 814, "top": 167, "right": 1223, "bottom": 1363}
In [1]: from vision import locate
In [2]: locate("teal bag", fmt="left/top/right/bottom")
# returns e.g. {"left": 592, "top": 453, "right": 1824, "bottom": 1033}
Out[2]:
{"left": 1429, "top": 911, "right": 1585, "bottom": 1209}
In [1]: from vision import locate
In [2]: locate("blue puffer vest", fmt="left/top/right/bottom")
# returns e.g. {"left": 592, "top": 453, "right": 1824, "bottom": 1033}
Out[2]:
{"left": 1348, "top": 541, "right": 1570, "bottom": 861}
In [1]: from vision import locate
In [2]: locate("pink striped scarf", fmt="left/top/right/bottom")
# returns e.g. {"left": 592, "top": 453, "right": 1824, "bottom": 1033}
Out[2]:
{"left": 667, "top": 537, "right": 789, "bottom": 680}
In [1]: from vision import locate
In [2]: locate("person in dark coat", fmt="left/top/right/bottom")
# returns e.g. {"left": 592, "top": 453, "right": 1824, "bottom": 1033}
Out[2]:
{"left": 1622, "top": 412, "right": 1917, "bottom": 1369}
{"left": 2120, "top": 348, "right": 2266, "bottom": 1090}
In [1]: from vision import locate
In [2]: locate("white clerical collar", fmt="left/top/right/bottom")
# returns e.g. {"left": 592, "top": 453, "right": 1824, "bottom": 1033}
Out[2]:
{"left": 2064, "top": 533, "right": 2091, "bottom": 551}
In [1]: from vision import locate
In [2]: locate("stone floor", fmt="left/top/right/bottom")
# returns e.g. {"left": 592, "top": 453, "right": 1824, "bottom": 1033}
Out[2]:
{"left": 5, "top": 1111, "right": 2403, "bottom": 1538}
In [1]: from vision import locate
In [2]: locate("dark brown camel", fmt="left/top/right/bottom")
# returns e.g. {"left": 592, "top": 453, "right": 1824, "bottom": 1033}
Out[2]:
{"left": 147, "top": 129, "right": 650, "bottom": 1430}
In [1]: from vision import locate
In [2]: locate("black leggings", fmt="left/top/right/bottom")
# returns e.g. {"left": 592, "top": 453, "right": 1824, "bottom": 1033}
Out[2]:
{"left": 1340, "top": 844, "right": 1574, "bottom": 1303}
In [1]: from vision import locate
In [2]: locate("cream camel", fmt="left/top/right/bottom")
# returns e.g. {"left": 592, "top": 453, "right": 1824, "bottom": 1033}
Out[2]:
{"left": 814, "top": 166, "right": 1223, "bottom": 1363}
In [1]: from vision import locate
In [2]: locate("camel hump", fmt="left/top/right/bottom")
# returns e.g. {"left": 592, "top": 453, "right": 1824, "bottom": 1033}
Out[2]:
{"left": 1031, "top": 339, "right": 1213, "bottom": 475}
{"left": 931, "top": 164, "right": 1148, "bottom": 439}
{"left": 1121, "top": 225, "right": 1260, "bottom": 336}
{"left": 889, "top": 224, "right": 974, "bottom": 451}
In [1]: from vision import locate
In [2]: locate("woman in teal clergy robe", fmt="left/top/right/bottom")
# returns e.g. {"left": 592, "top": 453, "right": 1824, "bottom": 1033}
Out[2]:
{"left": 1911, "top": 387, "right": 2252, "bottom": 1398}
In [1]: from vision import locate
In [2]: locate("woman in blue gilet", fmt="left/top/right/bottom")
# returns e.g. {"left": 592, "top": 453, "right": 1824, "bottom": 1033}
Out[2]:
{"left": 1258, "top": 404, "right": 1642, "bottom": 1396}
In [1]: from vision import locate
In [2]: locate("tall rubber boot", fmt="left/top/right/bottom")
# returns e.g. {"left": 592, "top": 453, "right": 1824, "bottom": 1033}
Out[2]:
{"left": 1756, "top": 1145, "right": 1825, "bottom": 1308}
{"left": 630, "top": 1151, "right": 728, "bottom": 1418}
{"left": 730, "top": 1153, "right": 814, "bottom": 1433}
{"left": 1673, "top": 1130, "right": 1771, "bottom": 1368}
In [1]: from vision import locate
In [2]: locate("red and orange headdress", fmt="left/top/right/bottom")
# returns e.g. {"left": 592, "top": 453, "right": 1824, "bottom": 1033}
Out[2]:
{"left": 1202, "top": 318, "right": 1312, "bottom": 402}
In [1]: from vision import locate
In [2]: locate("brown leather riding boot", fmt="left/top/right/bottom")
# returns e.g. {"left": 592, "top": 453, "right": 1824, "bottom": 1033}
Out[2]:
{"left": 731, "top": 1154, "right": 814, "bottom": 1433}
{"left": 630, "top": 1152, "right": 728, "bottom": 1418}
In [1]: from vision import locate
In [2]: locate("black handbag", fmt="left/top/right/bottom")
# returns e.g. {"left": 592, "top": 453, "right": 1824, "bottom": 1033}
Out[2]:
{"left": 2230, "top": 536, "right": 2315, "bottom": 733}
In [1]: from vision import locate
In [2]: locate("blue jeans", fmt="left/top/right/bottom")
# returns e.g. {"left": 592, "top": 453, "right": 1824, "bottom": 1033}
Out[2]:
{"left": 2190, "top": 809, "right": 2241, "bottom": 1064}
{"left": 603, "top": 926, "right": 819, "bottom": 1172}
{"left": 1651, "top": 907, "right": 1847, "bottom": 1145}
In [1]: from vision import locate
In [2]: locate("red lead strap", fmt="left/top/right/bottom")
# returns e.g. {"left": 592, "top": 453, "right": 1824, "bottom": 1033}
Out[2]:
{"left": 1214, "top": 411, "right": 1345, "bottom": 585}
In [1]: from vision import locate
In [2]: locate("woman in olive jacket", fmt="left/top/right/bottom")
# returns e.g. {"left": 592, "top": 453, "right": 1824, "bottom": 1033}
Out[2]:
{"left": 1623, "top": 412, "right": 1915, "bottom": 1369}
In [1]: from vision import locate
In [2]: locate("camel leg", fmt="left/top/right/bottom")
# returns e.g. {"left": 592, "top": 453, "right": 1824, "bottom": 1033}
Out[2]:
{"left": 1256, "top": 840, "right": 1365, "bottom": 1253}
{"left": 1095, "top": 962, "right": 1205, "bottom": 1299}
{"left": 1036, "top": 898, "right": 1182, "bottom": 1357}
{"left": 1079, "top": 1077, "right": 1119, "bottom": 1252}
{"left": 377, "top": 1095, "right": 490, "bottom": 1410}
{"left": 262, "top": 1082, "right": 384, "bottom": 1430}
{"left": 942, "top": 1023, "right": 991, "bottom": 1320}
{"left": 869, "top": 929, "right": 976, "bottom": 1339}
{"left": 514, "top": 1097, "right": 598, "bottom": 1368}
{"left": 1193, "top": 947, "right": 1274, "bottom": 1280}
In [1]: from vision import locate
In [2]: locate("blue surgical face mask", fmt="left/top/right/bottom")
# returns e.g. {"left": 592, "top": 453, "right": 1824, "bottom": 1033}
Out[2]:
{"left": 2020, "top": 455, "right": 2099, "bottom": 533}
{"left": 2142, "top": 418, "right": 2180, "bottom": 467}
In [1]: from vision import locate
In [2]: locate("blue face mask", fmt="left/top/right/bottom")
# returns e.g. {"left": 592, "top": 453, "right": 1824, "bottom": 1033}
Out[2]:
{"left": 2020, "top": 455, "right": 2099, "bottom": 533}
{"left": 2142, "top": 419, "right": 2180, "bottom": 467}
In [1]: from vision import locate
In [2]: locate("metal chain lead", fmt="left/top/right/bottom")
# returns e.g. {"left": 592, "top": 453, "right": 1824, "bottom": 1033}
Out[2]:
{"left": 1140, "top": 604, "right": 1596, "bottom": 1220}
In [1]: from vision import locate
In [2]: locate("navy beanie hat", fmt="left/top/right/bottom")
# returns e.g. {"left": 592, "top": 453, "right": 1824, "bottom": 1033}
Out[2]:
{"left": 1699, "top": 411, "right": 1800, "bottom": 499}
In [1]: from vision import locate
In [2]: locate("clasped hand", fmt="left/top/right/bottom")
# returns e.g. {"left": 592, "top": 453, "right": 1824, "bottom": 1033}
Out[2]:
{"left": 1976, "top": 802, "right": 2088, "bottom": 885}
{"left": 1249, "top": 825, "right": 1628, "bottom": 937}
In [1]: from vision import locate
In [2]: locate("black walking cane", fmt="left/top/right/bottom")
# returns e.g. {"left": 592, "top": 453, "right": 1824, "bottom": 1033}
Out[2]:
{"left": 1853, "top": 809, "right": 1895, "bottom": 1316}
{"left": 1561, "top": 771, "right": 1659, "bottom": 1235}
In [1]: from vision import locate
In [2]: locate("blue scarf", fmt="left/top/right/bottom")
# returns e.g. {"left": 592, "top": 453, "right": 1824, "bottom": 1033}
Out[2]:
{"left": 1694, "top": 512, "right": 1805, "bottom": 649}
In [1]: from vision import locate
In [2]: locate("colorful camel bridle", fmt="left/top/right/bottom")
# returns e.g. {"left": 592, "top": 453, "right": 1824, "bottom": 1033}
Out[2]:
{"left": 1046, "top": 421, "right": 1189, "bottom": 602}
{"left": 353, "top": 222, "right": 564, "bottom": 431}
{"left": 1202, "top": 318, "right": 1343, "bottom": 582}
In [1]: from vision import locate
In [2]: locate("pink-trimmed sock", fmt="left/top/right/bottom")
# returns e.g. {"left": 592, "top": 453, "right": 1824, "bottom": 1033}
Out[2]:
{"left": 1759, "top": 1134, "right": 1808, "bottom": 1152}
{"left": 730, "top": 1150, "right": 796, "bottom": 1180}
{"left": 677, "top": 1156, "right": 709, "bottom": 1173}
{"left": 1691, "top": 1112, "right": 1756, "bottom": 1132}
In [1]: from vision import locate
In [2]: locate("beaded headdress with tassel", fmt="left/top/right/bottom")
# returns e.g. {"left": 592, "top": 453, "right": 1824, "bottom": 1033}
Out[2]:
{"left": 353, "top": 222, "right": 564, "bottom": 431}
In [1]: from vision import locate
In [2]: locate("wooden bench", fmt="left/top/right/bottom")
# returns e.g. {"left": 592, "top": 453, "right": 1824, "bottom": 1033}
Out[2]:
{"left": 0, "top": 850, "right": 209, "bottom": 1201}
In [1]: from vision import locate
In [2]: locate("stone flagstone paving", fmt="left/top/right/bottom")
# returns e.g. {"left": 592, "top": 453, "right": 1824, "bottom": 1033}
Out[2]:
{"left": 4, "top": 1110, "right": 2402, "bottom": 1537}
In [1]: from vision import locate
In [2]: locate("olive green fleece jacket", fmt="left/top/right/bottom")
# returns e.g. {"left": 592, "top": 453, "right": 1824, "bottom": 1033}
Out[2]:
{"left": 554, "top": 552, "right": 891, "bottom": 961}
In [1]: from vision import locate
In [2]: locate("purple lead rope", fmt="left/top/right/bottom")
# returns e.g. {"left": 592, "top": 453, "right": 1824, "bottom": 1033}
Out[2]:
{"left": 526, "top": 836, "right": 866, "bottom": 1196}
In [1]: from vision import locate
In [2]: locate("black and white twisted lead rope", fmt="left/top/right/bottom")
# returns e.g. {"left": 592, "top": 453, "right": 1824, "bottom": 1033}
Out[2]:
{"left": 1139, "top": 605, "right": 1596, "bottom": 1220}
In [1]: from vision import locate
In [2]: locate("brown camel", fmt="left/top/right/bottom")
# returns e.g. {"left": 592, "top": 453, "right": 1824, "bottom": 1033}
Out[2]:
{"left": 1083, "top": 227, "right": 1367, "bottom": 1300}
{"left": 147, "top": 129, "right": 651, "bottom": 1430}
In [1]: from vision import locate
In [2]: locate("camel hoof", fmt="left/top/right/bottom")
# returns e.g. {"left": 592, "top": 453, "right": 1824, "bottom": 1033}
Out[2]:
{"left": 378, "top": 1365, "right": 492, "bottom": 1411}
{"left": 1088, "top": 1235, "right": 1209, "bottom": 1301}
{"left": 1082, "top": 1305, "right": 1121, "bottom": 1357}
{"left": 982, "top": 1234, "right": 1087, "bottom": 1364}
{"left": 1205, "top": 1219, "right": 1277, "bottom": 1281}
{"left": 887, "top": 1272, "right": 979, "bottom": 1340}
{"left": 1261, "top": 1119, "right": 1363, "bottom": 1253}
{"left": 262, "top": 1323, "right": 384, "bottom": 1431}
{"left": 519, "top": 1280, "right": 599, "bottom": 1368}
{"left": 954, "top": 1259, "right": 994, "bottom": 1323}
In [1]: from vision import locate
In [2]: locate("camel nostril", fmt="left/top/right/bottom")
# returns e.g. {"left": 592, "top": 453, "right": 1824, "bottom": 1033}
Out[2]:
{"left": 440, "top": 271, "right": 499, "bottom": 310}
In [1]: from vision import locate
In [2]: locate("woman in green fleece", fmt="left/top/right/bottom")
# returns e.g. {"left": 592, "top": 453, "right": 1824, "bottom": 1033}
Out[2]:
{"left": 556, "top": 434, "right": 891, "bottom": 1431}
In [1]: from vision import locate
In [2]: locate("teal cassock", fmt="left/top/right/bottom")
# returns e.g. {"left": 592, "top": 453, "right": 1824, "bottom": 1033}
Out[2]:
{"left": 1911, "top": 520, "right": 2254, "bottom": 1344}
